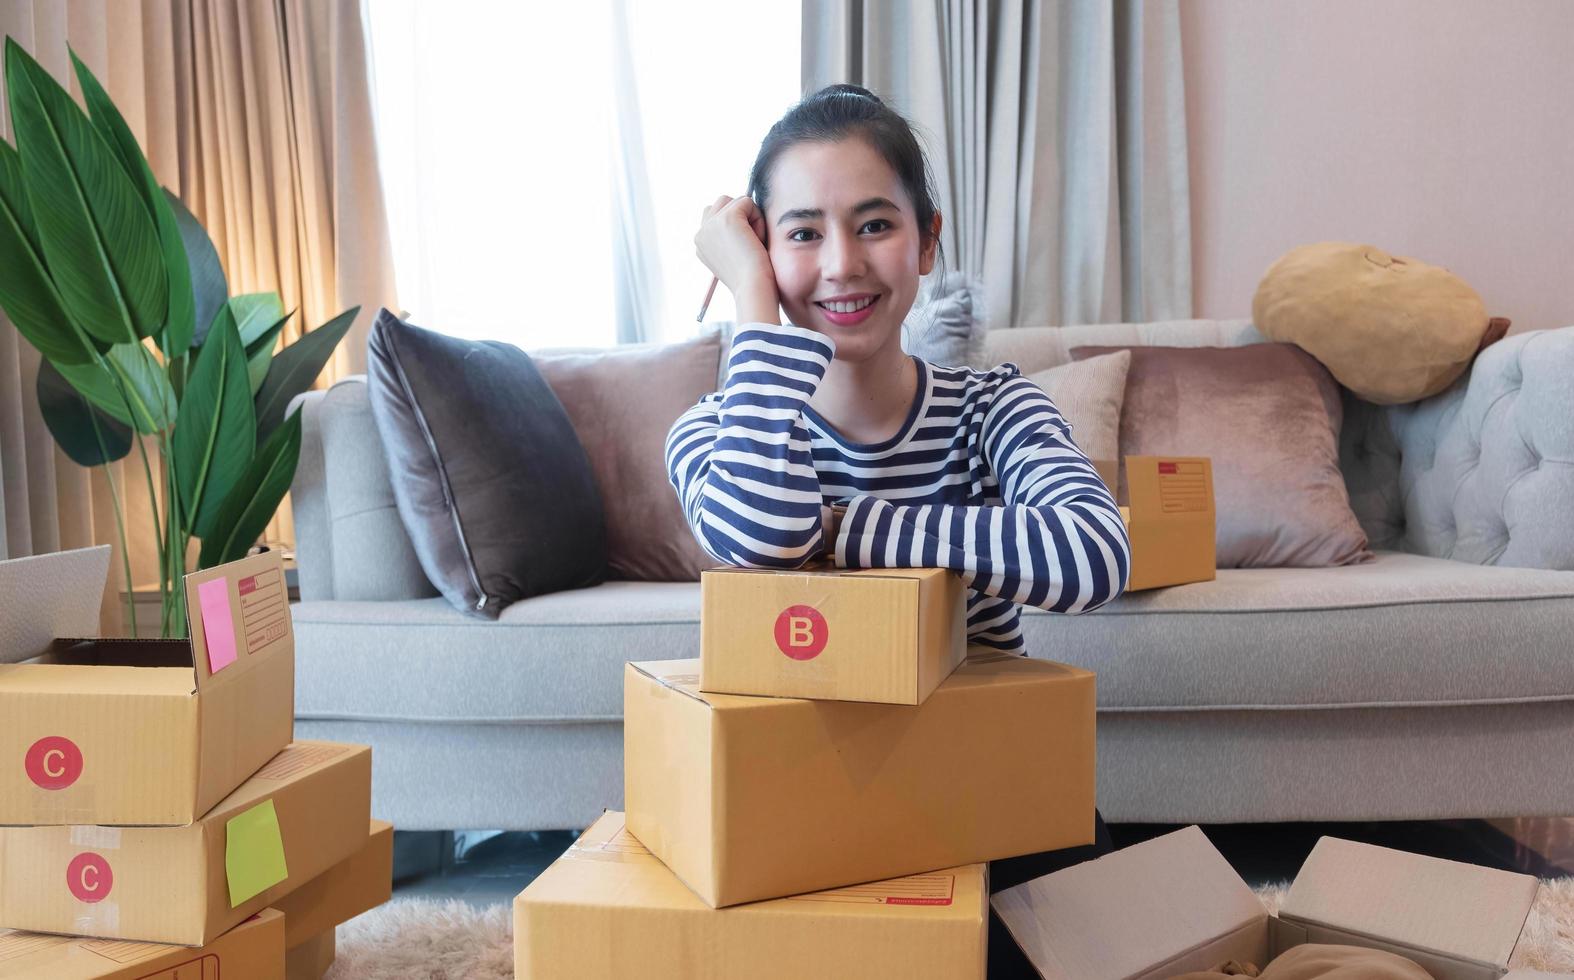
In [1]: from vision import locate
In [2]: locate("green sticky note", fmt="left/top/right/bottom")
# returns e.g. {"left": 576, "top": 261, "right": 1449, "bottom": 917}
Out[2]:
{"left": 225, "top": 799, "right": 289, "bottom": 907}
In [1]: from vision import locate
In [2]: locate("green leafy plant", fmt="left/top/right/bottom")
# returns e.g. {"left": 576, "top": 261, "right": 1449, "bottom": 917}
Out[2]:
{"left": 0, "top": 39, "right": 358, "bottom": 637}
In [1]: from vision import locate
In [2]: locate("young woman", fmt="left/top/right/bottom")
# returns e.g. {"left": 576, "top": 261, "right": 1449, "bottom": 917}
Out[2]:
{"left": 667, "top": 84, "right": 1131, "bottom": 652}
{"left": 666, "top": 85, "right": 1131, "bottom": 976}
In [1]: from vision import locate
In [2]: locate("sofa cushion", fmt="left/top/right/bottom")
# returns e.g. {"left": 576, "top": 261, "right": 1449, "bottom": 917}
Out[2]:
{"left": 367, "top": 310, "right": 607, "bottom": 618}
{"left": 1073, "top": 343, "right": 1371, "bottom": 568}
{"left": 1024, "top": 350, "right": 1130, "bottom": 484}
{"left": 1025, "top": 551, "right": 1574, "bottom": 710}
{"left": 293, "top": 553, "right": 1574, "bottom": 725}
{"left": 292, "top": 581, "right": 701, "bottom": 724}
{"left": 534, "top": 334, "right": 719, "bottom": 582}
{"left": 903, "top": 272, "right": 986, "bottom": 367}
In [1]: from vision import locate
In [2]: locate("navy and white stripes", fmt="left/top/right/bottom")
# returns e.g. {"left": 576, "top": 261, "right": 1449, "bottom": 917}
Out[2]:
{"left": 665, "top": 322, "right": 1131, "bottom": 654}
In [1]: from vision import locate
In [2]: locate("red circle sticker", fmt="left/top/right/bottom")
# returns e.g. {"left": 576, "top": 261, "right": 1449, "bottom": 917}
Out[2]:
{"left": 774, "top": 605, "right": 829, "bottom": 660}
{"left": 25, "top": 736, "right": 83, "bottom": 790}
{"left": 67, "top": 852, "right": 113, "bottom": 903}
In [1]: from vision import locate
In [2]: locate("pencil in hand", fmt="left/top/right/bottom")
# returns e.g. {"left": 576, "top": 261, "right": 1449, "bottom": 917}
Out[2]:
{"left": 696, "top": 276, "right": 719, "bottom": 322}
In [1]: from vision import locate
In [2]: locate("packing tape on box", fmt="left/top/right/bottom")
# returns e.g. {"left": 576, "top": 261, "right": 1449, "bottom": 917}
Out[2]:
{"left": 70, "top": 826, "right": 122, "bottom": 849}
{"left": 73, "top": 900, "right": 118, "bottom": 933}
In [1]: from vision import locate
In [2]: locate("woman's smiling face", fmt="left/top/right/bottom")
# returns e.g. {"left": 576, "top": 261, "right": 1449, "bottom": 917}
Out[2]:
{"left": 763, "top": 138, "right": 939, "bottom": 363}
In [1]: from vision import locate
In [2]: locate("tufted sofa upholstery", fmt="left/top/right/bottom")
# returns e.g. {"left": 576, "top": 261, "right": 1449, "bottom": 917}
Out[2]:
{"left": 288, "top": 319, "right": 1574, "bottom": 830}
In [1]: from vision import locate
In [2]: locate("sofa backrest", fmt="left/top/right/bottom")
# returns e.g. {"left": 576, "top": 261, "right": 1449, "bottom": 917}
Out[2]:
{"left": 289, "top": 320, "right": 1574, "bottom": 600}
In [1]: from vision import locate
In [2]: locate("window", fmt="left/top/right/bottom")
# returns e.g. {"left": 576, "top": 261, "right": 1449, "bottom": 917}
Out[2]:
{"left": 365, "top": 0, "right": 800, "bottom": 348}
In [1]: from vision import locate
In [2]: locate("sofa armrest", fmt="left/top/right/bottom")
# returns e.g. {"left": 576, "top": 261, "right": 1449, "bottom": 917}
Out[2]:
{"left": 1351, "top": 327, "right": 1574, "bottom": 570}
{"left": 289, "top": 387, "right": 333, "bottom": 600}
{"left": 288, "top": 377, "right": 436, "bottom": 602}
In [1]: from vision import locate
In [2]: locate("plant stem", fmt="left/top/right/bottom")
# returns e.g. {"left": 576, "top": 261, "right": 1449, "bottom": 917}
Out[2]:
{"left": 86, "top": 413, "right": 137, "bottom": 637}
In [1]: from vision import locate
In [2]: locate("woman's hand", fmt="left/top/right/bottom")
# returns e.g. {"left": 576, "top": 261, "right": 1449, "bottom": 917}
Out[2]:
{"left": 697, "top": 195, "right": 779, "bottom": 324}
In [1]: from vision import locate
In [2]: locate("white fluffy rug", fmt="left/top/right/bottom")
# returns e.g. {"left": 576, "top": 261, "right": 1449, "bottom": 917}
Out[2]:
{"left": 328, "top": 881, "right": 1574, "bottom": 979}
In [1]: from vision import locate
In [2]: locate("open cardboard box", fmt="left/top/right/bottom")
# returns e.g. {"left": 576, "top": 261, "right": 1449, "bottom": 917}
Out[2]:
{"left": 0, "top": 907, "right": 285, "bottom": 979}
{"left": 0, "top": 546, "right": 295, "bottom": 826}
{"left": 626, "top": 652, "right": 1094, "bottom": 907}
{"left": 700, "top": 564, "right": 966, "bottom": 704}
{"left": 991, "top": 825, "right": 1563, "bottom": 980}
{"left": 515, "top": 811, "right": 987, "bottom": 979}
{"left": 1113, "top": 456, "right": 1216, "bottom": 592}
{"left": 0, "top": 741, "right": 371, "bottom": 946}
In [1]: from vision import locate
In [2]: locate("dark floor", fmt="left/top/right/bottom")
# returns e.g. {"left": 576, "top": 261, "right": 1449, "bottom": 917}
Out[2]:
{"left": 392, "top": 817, "right": 1572, "bottom": 906}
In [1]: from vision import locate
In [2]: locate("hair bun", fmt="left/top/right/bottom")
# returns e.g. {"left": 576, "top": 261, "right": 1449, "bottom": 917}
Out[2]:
{"left": 815, "top": 83, "right": 884, "bottom": 106}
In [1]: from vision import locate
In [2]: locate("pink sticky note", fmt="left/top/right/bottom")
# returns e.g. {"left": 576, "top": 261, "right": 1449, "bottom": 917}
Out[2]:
{"left": 198, "top": 577, "right": 238, "bottom": 674}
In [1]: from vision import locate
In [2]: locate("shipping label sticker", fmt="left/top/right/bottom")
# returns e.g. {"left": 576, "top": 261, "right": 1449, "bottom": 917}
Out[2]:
{"left": 774, "top": 604, "right": 829, "bottom": 660}
{"left": 25, "top": 735, "right": 83, "bottom": 790}
{"left": 237, "top": 569, "right": 289, "bottom": 657}
{"left": 253, "top": 742, "right": 347, "bottom": 780}
{"left": 788, "top": 872, "right": 956, "bottom": 907}
{"left": 225, "top": 799, "right": 289, "bottom": 907}
{"left": 196, "top": 578, "right": 238, "bottom": 674}
{"left": 1155, "top": 459, "right": 1210, "bottom": 514}
{"left": 80, "top": 936, "right": 167, "bottom": 964}
{"left": 0, "top": 931, "right": 72, "bottom": 961}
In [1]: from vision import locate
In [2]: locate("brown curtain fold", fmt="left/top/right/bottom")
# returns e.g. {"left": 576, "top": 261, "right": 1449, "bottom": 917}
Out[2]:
{"left": 0, "top": 0, "right": 398, "bottom": 630}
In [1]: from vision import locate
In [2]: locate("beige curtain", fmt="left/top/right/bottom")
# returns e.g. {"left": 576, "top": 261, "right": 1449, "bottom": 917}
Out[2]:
{"left": 0, "top": 0, "right": 397, "bottom": 631}
{"left": 802, "top": 0, "right": 1191, "bottom": 329}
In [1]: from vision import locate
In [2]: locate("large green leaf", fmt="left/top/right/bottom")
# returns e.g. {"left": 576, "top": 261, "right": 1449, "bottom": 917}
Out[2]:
{"left": 37, "top": 358, "right": 133, "bottom": 466}
{"left": 0, "top": 141, "right": 102, "bottom": 365}
{"left": 245, "top": 312, "right": 291, "bottom": 395}
{"left": 168, "top": 190, "right": 228, "bottom": 349}
{"left": 0, "top": 138, "right": 42, "bottom": 256}
{"left": 254, "top": 305, "right": 358, "bottom": 442}
{"left": 4, "top": 39, "right": 167, "bottom": 345}
{"left": 229, "top": 293, "right": 287, "bottom": 348}
{"left": 54, "top": 341, "right": 176, "bottom": 434}
{"left": 173, "top": 314, "right": 255, "bottom": 539}
{"left": 198, "top": 409, "right": 302, "bottom": 568}
{"left": 71, "top": 50, "right": 196, "bottom": 360}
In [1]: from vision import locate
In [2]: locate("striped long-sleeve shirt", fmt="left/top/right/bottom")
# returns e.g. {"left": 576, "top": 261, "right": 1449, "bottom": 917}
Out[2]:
{"left": 665, "top": 322, "right": 1131, "bottom": 654}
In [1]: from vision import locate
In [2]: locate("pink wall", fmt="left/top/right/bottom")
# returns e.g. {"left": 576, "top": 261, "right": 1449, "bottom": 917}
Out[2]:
{"left": 1181, "top": 1, "right": 1574, "bottom": 334}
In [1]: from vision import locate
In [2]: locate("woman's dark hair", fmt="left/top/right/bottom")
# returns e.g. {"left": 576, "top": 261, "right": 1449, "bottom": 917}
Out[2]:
{"left": 749, "top": 84, "right": 946, "bottom": 291}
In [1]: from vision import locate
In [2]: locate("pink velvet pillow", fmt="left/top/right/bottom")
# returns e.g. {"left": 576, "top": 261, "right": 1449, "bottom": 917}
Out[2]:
{"left": 1070, "top": 343, "right": 1371, "bottom": 568}
{"left": 535, "top": 334, "right": 720, "bottom": 581}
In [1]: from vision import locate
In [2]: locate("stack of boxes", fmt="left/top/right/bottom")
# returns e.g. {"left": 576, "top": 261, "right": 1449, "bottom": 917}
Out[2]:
{"left": 514, "top": 561, "right": 1100, "bottom": 978}
{"left": 0, "top": 547, "right": 391, "bottom": 979}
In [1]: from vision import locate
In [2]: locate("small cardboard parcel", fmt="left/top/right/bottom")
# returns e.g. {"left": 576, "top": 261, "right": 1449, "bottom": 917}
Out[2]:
{"left": 625, "top": 653, "right": 1094, "bottom": 907}
{"left": 0, "top": 546, "right": 294, "bottom": 826}
{"left": 514, "top": 811, "right": 987, "bottom": 980}
{"left": 700, "top": 564, "right": 967, "bottom": 704}
{"left": 0, "top": 819, "right": 392, "bottom": 980}
{"left": 991, "top": 824, "right": 1558, "bottom": 980}
{"left": 0, "top": 907, "right": 285, "bottom": 980}
{"left": 1117, "top": 456, "right": 1216, "bottom": 592}
{"left": 0, "top": 741, "right": 371, "bottom": 946}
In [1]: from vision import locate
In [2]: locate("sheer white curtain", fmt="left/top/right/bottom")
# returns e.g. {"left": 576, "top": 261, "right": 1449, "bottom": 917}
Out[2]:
{"left": 365, "top": 1, "right": 800, "bottom": 348}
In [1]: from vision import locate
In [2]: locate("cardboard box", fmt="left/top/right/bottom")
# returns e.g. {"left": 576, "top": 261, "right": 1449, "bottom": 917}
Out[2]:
{"left": 991, "top": 825, "right": 1554, "bottom": 980}
{"left": 1118, "top": 456, "right": 1216, "bottom": 591}
{"left": 515, "top": 811, "right": 986, "bottom": 979}
{"left": 700, "top": 564, "right": 967, "bottom": 704}
{"left": 272, "top": 818, "right": 393, "bottom": 947}
{"left": 625, "top": 652, "right": 1094, "bottom": 907}
{"left": 0, "top": 741, "right": 371, "bottom": 946}
{"left": 0, "top": 907, "right": 284, "bottom": 979}
{"left": 285, "top": 930, "right": 335, "bottom": 980}
{"left": 0, "top": 548, "right": 295, "bottom": 826}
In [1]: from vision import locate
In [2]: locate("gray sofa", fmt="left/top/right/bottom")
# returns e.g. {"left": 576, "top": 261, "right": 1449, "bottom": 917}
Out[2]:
{"left": 288, "top": 318, "right": 1574, "bottom": 831}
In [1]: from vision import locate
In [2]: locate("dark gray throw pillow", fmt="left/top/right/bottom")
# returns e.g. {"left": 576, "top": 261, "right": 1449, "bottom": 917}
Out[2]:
{"left": 366, "top": 309, "right": 607, "bottom": 618}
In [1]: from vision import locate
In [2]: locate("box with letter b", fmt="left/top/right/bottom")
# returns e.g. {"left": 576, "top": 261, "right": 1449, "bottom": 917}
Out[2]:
{"left": 699, "top": 564, "right": 966, "bottom": 704}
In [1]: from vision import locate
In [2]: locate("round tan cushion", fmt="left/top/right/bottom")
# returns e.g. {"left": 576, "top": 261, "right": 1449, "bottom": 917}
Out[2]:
{"left": 1252, "top": 242, "right": 1489, "bottom": 405}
